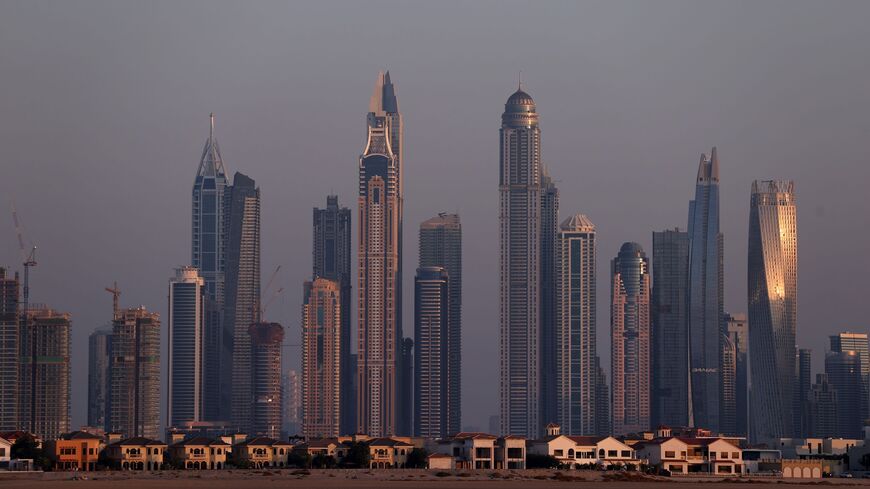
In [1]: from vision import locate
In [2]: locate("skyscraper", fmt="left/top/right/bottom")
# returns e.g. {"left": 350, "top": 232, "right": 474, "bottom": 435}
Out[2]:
{"left": 687, "top": 148, "right": 723, "bottom": 433}
{"left": 556, "top": 214, "right": 596, "bottom": 435}
{"left": 249, "top": 322, "right": 283, "bottom": 439}
{"left": 651, "top": 229, "right": 690, "bottom": 428}
{"left": 796, "top": 348, "right": 812, "bottom": 436}
{"left": 748, "top": 180, "right": 797, "bottom": 443}
{"left": 419, "top": 213, "right": 462, "bottom": 435}
{"left": 191, "top": 113, "right": 228, "bottom": 422}
{"left": 0, "top": 269, "right": 19, "bottom": 432}
{"left": 19, "top": 307, "right": 71, "bottom": 440}
{"left": 301, "top": 278, "right": 342, "bottom": 438}
{"left": 830, "top": 332, "right": 870, "bottom": 420}
{"left": 594, "top": 358, "right": 611, "bottom": 436}
{"left": 414, "top": 266, "right": 449, "bottom": 438}
{"left": 725, "top": 313, "right": 749, "bottom": 437}
{"left": 282, "top": 369, "right": 301, "bottom": 437}
{"left": 313, "top": 195, "right": 353, "bottom": 434}
{"left": 87, "top": 326, "right": 111, "bottom": 430}
{"left": 807, "top": 373, "right": 838, "bottom": 438}
{"left": 824, "top": 350, "right": 862, "bottom": 439}
{"left": 168, "top": 267, "right": 205, "bottom": 427}
{"left": 224, "top": 172, "right": 261, "bottom": 433}
{"left": 610, "top": 243, "right": 651, "bottom": 435}
{"left": 109, "top": 306, "right": 160, "bottom": 439}
{"left": 357, "top": 71, "right": 403, "bottom": 436}
{"left": 540, "top": 169, "right": 560, "bottom": 428}
{"left": 499, "top": 83, "right": 547, "bottom": 438}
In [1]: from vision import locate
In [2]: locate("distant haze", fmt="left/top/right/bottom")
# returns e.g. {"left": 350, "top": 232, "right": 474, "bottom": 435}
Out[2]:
{"left": 1, "top": 1, "right": 868, "bottom": 431}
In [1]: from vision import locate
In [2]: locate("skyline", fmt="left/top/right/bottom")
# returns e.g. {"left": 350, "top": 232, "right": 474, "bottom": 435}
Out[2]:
{"left": 2, "top": 1, "right": 869, "bottom": 433}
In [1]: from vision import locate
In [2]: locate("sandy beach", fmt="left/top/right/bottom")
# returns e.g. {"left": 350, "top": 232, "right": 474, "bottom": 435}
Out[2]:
{"left": 2, "top": 469, "right": 869, "bottom": 488}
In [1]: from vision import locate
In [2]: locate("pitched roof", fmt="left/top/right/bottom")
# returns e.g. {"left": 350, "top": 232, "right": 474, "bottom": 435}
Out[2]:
{"left": 234, "top": 436, "right": 276, "bottom": 447}
{"left": 567, "top": 436, "right": 605, "bottom": 446}
{"left": 428, "top": 453, "right": 453, "bottom": 459}
{"left": 60, "top": 431, "right": 103, "bottom": 441}
{"left": 452, "top": 432, "right": 497, "bottom": 440}
{"left": 365, "top": 437, "right": 414, "bottom": 447}
{"left": 170, "top": 436, "right": 229, "bottom": 447}
{"left": 109, "top": 437, "right": 166, "bottom": 447}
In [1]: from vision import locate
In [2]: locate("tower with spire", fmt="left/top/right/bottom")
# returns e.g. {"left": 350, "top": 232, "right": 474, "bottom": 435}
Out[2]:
{"left": 358, "top": 71, "right": 406, "bottom": 436}
{"left": 192, "top": 113, "right": 229, "bottom": 422}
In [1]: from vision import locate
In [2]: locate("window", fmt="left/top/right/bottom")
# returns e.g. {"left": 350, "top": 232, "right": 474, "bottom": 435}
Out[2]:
{"left": 568, "top": 449, "right": 574, "bottom": 458}
{"left": 608, "top": 450, "right": 617, "bottom": 457}
{"left": 665, "top": 451, "right": 675, "bottom": 459}
{"left": 732, "top": 452, "right": 740, "bottom": 459}
{"left": 621, "top": 450, "right": 630, "bottom": 458}
{"left": 554, "top": 449, "right": 564, "bottom": 457}
{"left": 0, "top": 448, "right": 5, "bottom": 457}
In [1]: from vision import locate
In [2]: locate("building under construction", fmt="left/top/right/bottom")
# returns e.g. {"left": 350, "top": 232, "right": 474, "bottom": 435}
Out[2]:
{"left": 248, "top": 321, "right": 283, "bottom": 439}
{"left": 19, "top": 306, "right": 71, "bottom": 440}
{"left": 109, "top": 306, "right": 161, "bottom": 439}
{"left": 0, "top": 268, "right": 19, "bottom": 432}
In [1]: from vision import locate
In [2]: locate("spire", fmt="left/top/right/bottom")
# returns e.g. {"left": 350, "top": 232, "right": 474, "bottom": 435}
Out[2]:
{"left": 369, "top": 71, "right": 385, "bottom": 114}
{"left": 197, "top": 112, "right": 227, "bottom": 178}
{"left": 710, "top": 146, "right": 719, "bottom": 182}
{"left": 518, "top": 70, "right": 523, "bottom": 91}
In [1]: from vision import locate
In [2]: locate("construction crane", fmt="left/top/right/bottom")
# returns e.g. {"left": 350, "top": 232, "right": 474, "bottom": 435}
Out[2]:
{"left": 11, "top": 203, "right": 37, "bottom": 315}
{"left": 105, "top": 281, "right": 121, "bottom": 320}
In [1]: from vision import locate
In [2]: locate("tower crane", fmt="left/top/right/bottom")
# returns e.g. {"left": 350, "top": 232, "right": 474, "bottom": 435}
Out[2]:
{"left": 11, "top": 203, "right": 37, "bottom": 315}
{"left": 105, "top": 281, "right": 121, "bottom": 320}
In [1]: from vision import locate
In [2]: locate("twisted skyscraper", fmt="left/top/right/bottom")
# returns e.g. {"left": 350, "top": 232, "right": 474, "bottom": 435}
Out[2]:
{"left": 748, "top": 180, "right": 797, "bottom": 442}
{"left": 357, "top": 71, "right": 404, "bottom": 436}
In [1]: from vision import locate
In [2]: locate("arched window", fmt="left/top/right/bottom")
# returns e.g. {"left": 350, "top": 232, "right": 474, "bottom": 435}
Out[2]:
{"left": 568, "top": 449, "right": 574, "bottom": 458}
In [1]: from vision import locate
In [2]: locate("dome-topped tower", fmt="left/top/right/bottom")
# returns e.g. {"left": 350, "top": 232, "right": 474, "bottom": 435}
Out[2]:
{"left": 502, "top": 86, "right": 538, "bottom": 127}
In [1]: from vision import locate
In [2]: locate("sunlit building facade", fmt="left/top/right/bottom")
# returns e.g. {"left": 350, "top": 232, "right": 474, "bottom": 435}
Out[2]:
{"left": 301, "top": 278, "right": 342, "bottom": 438}
{"left": 109, "top": 306, "right": 160, "bottom": 439}
{"left": 748, "top": 180, "right": 797, "bottom": 443}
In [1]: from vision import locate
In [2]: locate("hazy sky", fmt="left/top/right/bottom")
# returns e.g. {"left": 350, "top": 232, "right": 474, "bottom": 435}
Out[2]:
{"left": 2, "top": 0, "right": 869, "bottom": 432}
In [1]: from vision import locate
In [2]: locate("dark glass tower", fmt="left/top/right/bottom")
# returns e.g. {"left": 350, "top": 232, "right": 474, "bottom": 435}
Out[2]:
{"left": 830, "top": 332, "right": 870, "bottom": 421}
{"left": 540, "top": 168, "right": 560, "bottom": 429}
{"left": 796, "top": 347, "right": 812, "bottom": 436}
{"left": 419, "top": 213, "right": 462, "bottom": 435}
{"left": 192, "top": 113, "right": 228, "bottom": 422}
{"left": 313, "top": 196, "right": 353, "bottom": 434}
{"left": 224, "top": 172, "right": 261, "bottom": 433}
{"left": 687, "top": 147, "right": 723, "bottom": 433}
{"left": 413, "top": 266, "right": 449, "bottom": 438}
{"left": 651, "top": 229, "right": 690, "bottom": 428}
{"left": 748, "top": 180, "right": 797, "bottom": 443}
{"left": 726, "top": 313, "right": 749, "bottom": 437}
{"left": 87, "top": 326, "right": 111, "bottom": 431}
{"left": 358, "top": 71, "right": 403, "bottom": 436}
{"left": 825, "top": 351, "right": 862, "bottom": 439}
{"left": 0, "top": 269, "right": 19, "bottom": 432}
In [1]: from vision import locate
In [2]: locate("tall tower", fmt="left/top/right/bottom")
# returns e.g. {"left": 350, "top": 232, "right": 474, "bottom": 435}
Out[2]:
{"left": 19, "top": 307, "right": 71, "bottom": 440}
{"left": 540, "top": 168, "right": 560, "bottom": 428}
{"left": 0, "top": 269, "right": 19, "bottom": 432}
{"left": 249, "top": 322, "right": 284, "bottom": 439}
{"left": 109, "top": 306, "right": 161, "bottom": 439}
{"left": 413, "top": 266, "right": 449, "bottom": 438}
{"left": 748, "top": 180, "right": 797, "bottom": 443}
{"left": 610, "top": 243, "right": 651, "bottom": 435}
{"left": 725, "top": 313, "right": 749, "bottom": 437}
{"left": 168, "top": 267, "right": 205, "bottom": 428}
{"left": 556, "top": 215, "right": 596, "bottom": 435}
{"left": 224, "top": 172, "right": 261, "bottom": 432}
{"left": 687, "top": 147, "right": 723, "bottom": 433}
{"left": 87, "top": 326, "right": 112, "bottom": 430}
{"left": 499, "top": 83, "right": 544, "bottom": 438}
{"left": 313, "top": 196, "right": 353, "bottom": 434}
{"left": 191, "top": 113, "right": 228, "bottom": 421}
{"left": 830, "top": 332, "right": 870, "bottom": 421}
{"left": 419, "top": 213, "right": 462, "bottom": 435}
{"left": 796, "top": 347, "right": 812, "bottom": 436}
{"left": 824, "top": 351, "right": 862, "bottom": 439}
{"left": 357, "top": 71, "right": 403, "bottom": 436}
{"left": 301, "top": 278, "right": 342, "bottom": 438}
{"left": 651, "top": 229, "right": 690, "bottom": 428}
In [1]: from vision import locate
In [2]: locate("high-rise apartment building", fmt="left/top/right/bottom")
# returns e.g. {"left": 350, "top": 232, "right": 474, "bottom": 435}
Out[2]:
{"left": 0, "top": 269, "right": 19, "bottom": 432}
{"left": 301, "top": 278, "right": 342, "bottom": 438}
{"left": 540, "top": 169, "right": 560, "bottom": 428}
{"left": 796, "top": 348, "right": 813, "bottom": 437}
{"left": 109, "top": 307, "right": 160, "bottom": 439}
{"left": 687, "top": 148, "right": 724, "bottom": 433}
{"left": 825, "top": 350, "right": 863, "bottom": 439}
{"left": 282, "top": 369, "right": 301, "bottom": 436}
{"left": 594, "top": 358, "right": 611, "bottom": 436}
{"left": 357, "top": 71, "right": 404, "bottom": 436}
{"left": 224, "top": 172, "right": 261, "bottom": 433}
{"left": 249, "top": 322, "right": 283, "bottom": 439}
{"left": 419, "top": 213, "right": 462, "bottom": 435}
{"left": 19, "top": 307, "right": 71, "bottom": 440}
{"left": 413, "top": 266, "right": 449, "bottom": 438}
{"left": 830, "top": 332, "right": 869, "bottom": 420}
{"left": 499, "top": 84, "right": 553, "bottom": 438}
{"left": 192, "top": 113, "right": 228, "bottom": 422}
{"left": 725, "top": 313, "right": 749, "bottom": 437}
{"left": 610, "top": 243, "right": 651, "bottom": 435}
{"left": 555, "top": 214, "right": 596, "bottom": 435}
{"left": 748, "top": 180, "right": 797, "bottom": 443}
{"left": 87, "top": 326, "right": 112, "bottom": 430}
{"left": 168, "top": 267, "right": 205, "bottom": 427}
{"left": 651, "top": 229, "right": 690, "bottom": 428}
{"left": 807, "top": 373, "right": 838, "bottom": 438}
{"left": 313, "top": 195, "right": 353, "bottom": 434}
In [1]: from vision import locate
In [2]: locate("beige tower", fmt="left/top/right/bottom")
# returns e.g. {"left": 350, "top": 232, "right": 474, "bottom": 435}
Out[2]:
{"left": 302, "top": 278, "right": 342, "bottom": 437}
